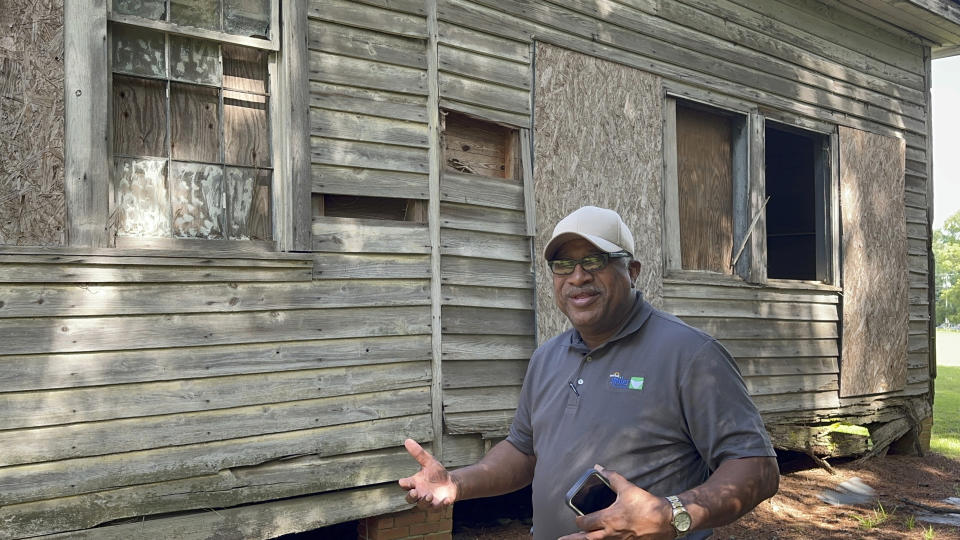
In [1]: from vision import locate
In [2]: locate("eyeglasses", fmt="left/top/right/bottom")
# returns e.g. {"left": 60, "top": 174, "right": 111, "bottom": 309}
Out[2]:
{"left": 548, "top": 252, "right": 631, "bottom": 275}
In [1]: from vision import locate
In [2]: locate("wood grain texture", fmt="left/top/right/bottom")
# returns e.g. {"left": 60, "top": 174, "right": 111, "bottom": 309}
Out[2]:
{"left": 533, "top": 43, "right": 663, "bottom": 342}
{"left": 224, "top": 90, "right": 270, "bottom": 167}
{"left": 676, "top": 104, "right": 734, "bottom": 273}
{"left": 312, "top": 216, "right": 430, "bottom": 253}
{"left": 310, "top": 81, "right": 428, "bottom": 123}
{"left": 112, "top": 75, "right": 167, "bottom": 157}
{"left": 2, "top": 447, "right": 418, "bottom": 538}
{"left": 839, "top": 126, "right": 908, "bottom": 397}
{"left": 312, "top": 165, "right": 429, "bottom": 199}
{"left": 63, "top": 0, "right": 109, "bottom": 247}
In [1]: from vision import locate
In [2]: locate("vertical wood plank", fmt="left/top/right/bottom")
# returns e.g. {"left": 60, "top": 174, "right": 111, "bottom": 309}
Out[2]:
{"left": 278, "top": 0, "right": 312, "bottom": 251}
{"left": 112, "top": 76, "right": 167, "bottom": 157}
{"left": 223, "top": 91, "right": 270, "bottom": 167}
{"left": 64, "top": 0, "right": 110, "bottom": 247}
{"left": 748, "top": 111, "right": 767, "bottom": 284}
{"left": 170, "top": 83, "right": 220, "bottom": 163}
{"left": 731, "top": 113, "right": 749, "bottom": 278}
{"left": 427, "top": 0, "right": 444, "bottom": 461}
{"left": 924, "top": 46, "right": 936, "bottom": 383}
{"left": 662, "top": 98, "right": 681, "bottom": 272}
{"left": 520, "top": 128, "right": 536, "bottom": 238}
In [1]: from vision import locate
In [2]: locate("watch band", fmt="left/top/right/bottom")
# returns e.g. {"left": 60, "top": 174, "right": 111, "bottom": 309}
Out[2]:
{"left": 666, "top": 495, "right": 692, "bottom": 538}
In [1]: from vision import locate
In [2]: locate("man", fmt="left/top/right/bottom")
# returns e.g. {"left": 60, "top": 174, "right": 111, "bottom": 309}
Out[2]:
{"left": 400, "top": 206, "right": 779, "bottom": 539}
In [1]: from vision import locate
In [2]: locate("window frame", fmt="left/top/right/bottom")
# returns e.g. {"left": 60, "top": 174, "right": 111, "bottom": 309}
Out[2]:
{"left": 63, "top": 0, "right": 311, "bottom": 252}
{"left": 661, "top": 82, "right": 841, "bottom": 288}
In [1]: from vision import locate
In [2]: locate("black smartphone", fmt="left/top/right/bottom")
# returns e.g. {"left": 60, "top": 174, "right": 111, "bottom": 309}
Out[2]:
{"left": 565, "top": 468, "right": 617, "bottom": 516}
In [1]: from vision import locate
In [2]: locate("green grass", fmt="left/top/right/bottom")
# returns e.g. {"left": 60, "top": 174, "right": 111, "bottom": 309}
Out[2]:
{"left": 852, "top": 503, "right": 892, "bottom": 529}
{"left": 931, "top": 362, "right": 960, "bottom": 459}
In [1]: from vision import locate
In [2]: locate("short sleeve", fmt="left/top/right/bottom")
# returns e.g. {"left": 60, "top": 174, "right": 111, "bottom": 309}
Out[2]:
{"left": 680, "top": 340, "right": 776, "bottom": 471}
{"left": 505, "top": 354, "right": 538, "bottom": 456}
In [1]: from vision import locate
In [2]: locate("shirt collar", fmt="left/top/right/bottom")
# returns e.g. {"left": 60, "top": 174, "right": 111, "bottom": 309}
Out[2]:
{"left": 568, "top": 291, "right": 653, "bottom": 353}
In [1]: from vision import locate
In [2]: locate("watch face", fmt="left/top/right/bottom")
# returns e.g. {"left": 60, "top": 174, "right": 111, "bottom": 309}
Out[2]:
{"left": 674, "top": 511, "right": 692, "bottom": 532}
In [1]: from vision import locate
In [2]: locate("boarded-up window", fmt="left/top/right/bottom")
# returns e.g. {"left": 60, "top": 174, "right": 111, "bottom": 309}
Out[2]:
{"left": 765, "top": 124, "right": 832, "bottom": 281}
{"left": 443, "top": 111, "right": 521, "bottom": 181}
{"left": 676, "top": 103, "right": 737, "bottom": 274}
{"left": 109, "top": 1, "right": 274, "bottom": 241}
{"left": 839, "top": 126, "right": 907, "bottom": 397}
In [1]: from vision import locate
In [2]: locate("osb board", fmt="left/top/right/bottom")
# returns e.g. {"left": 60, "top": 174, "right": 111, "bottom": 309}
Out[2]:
{"left": 0, "top": 0, "right": 65, "bottom": 246}
{"left": 533, "top": 43, "right": 663, "bottom": 343}
{"left": 839, "top": 125, "right": 908, "bottom": 397}
{"left": 677, "top": 105, "right": 733, "bottom": 274}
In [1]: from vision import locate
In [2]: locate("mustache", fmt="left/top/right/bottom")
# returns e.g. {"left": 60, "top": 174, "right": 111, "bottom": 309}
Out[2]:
{"left": 564, "top": 286, "right": 600, "bottom": 298}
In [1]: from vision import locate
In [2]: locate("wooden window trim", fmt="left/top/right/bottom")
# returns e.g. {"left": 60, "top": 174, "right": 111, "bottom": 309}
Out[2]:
{"left": 64, "top": 1, "right": 310, "bottom": 252}
{"left": 662, "top": 94, "right": 758, "bottom": 282}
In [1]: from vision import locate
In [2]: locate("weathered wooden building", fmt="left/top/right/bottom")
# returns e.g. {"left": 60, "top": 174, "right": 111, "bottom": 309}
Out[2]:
{"left": 2, "top": 0, "right": 958, "bottom": 537}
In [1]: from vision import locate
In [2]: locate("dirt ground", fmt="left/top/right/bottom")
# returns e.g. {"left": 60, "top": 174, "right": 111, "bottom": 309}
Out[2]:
{"left": 453, "top": 453, "right": 960, "bottom": 539}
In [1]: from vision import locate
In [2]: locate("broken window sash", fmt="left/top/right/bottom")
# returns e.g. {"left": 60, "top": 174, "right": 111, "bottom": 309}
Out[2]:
{"left": 113, "top": 157, "right": 171, "bottom": 237}
{"left": 113, "top": 0, "right": 166, "bottom": 21}
{"left": 112, "top": 24, "right": 165, "bottom": 78}
{"left": 170, "top": 0, "right": 221, "bottom": 32}
{"left": 224, "top": 0, "right": 271, "bottom": 39}
{"left": 170, "top": 161, "right": 225, "bottom": 238}
{"left": 226, "top": 167, "right": 271, "bottom": 240}
{"left": 169, "top": 35, "right": 221, "bottom": 86}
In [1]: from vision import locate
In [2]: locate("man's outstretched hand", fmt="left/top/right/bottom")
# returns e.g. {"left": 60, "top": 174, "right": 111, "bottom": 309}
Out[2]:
{"left": 559, "top": 466, "right": 676, "bottom": 540}
{"left": 398, "top": 439, "right": 459, "bottom": 509}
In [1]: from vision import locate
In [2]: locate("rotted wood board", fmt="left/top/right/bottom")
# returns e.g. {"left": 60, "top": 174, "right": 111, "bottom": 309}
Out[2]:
{"left": 2, "top": 447, "right": 419, "bottom": 538}
{"left": 38, "top": 480, "right": 411, "bottom": 540}
{"left": 0, "top": 279, "right": 429, "bottom": 318}
{"left": 0, "top": 305, "right": 431, "bottom": 355}
{"left": 312, "top": 217, "right": 430, "bottom": 253}
{"left": 441, "top": 333, "right": 537, "bottom": 360}
{"left": 440, "top": 202, "right": 527, "bottom": 235}
{"left": 533, "top": 43, "right": 664, "bottom": 343}
{"left": 441, "top": 171, "right": 525, "bottom": 210}
{"left": 0, "top": 414, "right": 432, "bottom": 506}
{"left": 0, "top": 361, "right": 431, "bottom": 430}
{"left": 839, "top": 126, "right": 908, "bottom": 397}
{"left": 308, "top": 0, "right": 427, "bottom": 39}
{"left": 313, "top": 252, "right": 431, "bottom": 278}
{"left": 1, "top": 387, "right": 431, "bottom": 466}
{"left": 311, "top": 164, "right": 429, "bottom": 200}
{"left": 0, "top": 334, "right": 431, "bottom": 393}
{"left": 445, "top": 409, "right": 516, "bottom": 436}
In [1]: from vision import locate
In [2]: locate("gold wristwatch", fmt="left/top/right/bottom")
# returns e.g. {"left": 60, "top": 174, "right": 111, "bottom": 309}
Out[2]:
{"left": 666, "top": 495, "right": 692, "bottom": 538}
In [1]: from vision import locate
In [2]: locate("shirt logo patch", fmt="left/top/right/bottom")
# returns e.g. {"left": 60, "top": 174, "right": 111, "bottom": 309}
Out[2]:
{"left": 609, "top": 372, "right": 644, "bottom": 391}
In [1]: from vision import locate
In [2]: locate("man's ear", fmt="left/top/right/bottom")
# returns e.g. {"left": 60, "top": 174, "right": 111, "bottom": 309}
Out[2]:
{"left": 628, "top": 260, "right": 642, "bottom": 286}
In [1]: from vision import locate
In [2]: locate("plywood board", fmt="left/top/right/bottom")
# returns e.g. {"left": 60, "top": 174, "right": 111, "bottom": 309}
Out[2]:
{"left": 676, "top": 104, "right": 733, "bottom": 273}
{"left": 839, "top": 126, "right": 908, "bottom": 397}
{"left": 533, "top": 43, "right": 663, "bottom": 342}
{"left": 0, "top": 0, "right": 65, "bottom": 246}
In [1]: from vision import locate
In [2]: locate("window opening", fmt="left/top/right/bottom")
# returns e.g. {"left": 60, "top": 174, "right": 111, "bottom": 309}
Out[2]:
{"left": 442, "top": 111, "right": 521, "bottom": 181}
{"left": 109, "top": 0, "right": 274, "bottom": 242}
{"left": 674, "top": 101, "right": 746, "bottom": 274}
{"left": 764, "top": 124, "right": 830, "bottom": 281}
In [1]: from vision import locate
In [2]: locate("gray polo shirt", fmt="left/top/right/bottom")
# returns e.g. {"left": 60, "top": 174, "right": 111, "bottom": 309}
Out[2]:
{"left": 506, "top": 292, "right": 775, "bottom": 540}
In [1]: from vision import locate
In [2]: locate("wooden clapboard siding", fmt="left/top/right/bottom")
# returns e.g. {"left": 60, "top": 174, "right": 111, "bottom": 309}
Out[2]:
{"left": 0, "top": 335, "right": 431, "bottom": 393}
{"left": 312, "top": 165, "right": 429, "bottom": 199}
{"left": 3, "top": 448, "right": 419, "bottom": 538}
{"left": 313, "top": 252, "right": 431, "bottom": 278}
{"left": 441, "top": 0, "right": 927, "bottom": 142}
{"left": 36, "top": 483, "right": 410, "bottom": 540}
{"left": 440, "top": 171, "right": 526, "bottom": 210}
{"left": 440, "top": 202, "right": 527, "bottom": 235}
{"left": 442, "top": 333, "right": 537, "bottom": 360}
{"left": 0, "top": 305, "right": 430, "bottom": 355}
{"left": 443, "top": 360, "right": 527, "bottom": 388}
{"left": 440, "top": 228, "right": 531, "bottom": 261}
{"left": 312, "top": 217, "right": 430, "bottom": 253}
{"left": 1, "top": 387, "right": 431, "bottom": 466}
{"left": 0, "top": 362, "right": 431, "bottom": 430}
{"left": 0, "top": 413, "right": 432, "bottom": 507}
{"left": 0, "top": 279, "right": 429, "bottom": 318}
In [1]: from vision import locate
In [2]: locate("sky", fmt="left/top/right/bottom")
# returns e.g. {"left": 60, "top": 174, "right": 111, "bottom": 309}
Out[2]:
{"left": 933, "top": 55, "right": 960, "bottom": 229}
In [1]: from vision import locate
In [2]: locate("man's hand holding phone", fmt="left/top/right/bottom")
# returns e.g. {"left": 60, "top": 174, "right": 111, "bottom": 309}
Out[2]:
{"left": 398, "top": 439, "right": 459, "bottom": 509}
{"left": 559, "top": 466, "right": 678, "bottom": 540}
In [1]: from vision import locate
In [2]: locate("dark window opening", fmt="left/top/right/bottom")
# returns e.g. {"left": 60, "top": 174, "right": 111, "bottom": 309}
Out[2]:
{"left": 765, "top": 125, "right": 829, "bottom": 280}
{"left": 443, "top": 111, "right": 520, "bottom": 181}
{"left": 312, "top": 194, "right": 426, "bottom": 223}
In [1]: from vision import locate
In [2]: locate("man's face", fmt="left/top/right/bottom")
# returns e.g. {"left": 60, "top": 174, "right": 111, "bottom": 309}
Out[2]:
{"left": 551, "top": 238, "right": 641, "bottom": 343}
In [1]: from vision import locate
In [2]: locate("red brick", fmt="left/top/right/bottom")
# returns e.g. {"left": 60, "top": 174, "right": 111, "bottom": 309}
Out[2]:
{"left": 394, "top": 509, "right": 428, "bottom": 527}
{"left": 422, "top": 532, "right": 453, "bottom": 540}
{"left": 376, "top": 517, "right": 395, "bottom": 530}
{"left": 369, "top": 525, "right": 410, "bottom": 540}
{"left": 409, "top": 521, "right": 450, "bottom": 536}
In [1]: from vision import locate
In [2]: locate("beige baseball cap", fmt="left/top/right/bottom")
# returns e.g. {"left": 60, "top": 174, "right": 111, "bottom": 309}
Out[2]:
{"left": 543, "top": 206, "right": 635, "bottom": 260}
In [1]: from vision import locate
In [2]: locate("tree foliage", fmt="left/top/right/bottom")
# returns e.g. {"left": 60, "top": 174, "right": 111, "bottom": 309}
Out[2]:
{"left": 934, "top": 210, "right": 960, "bottom": 325}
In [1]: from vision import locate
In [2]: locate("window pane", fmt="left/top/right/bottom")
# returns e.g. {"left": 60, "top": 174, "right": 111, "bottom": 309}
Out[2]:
{"left": 223, "top": 44, "right": 267, "bottom": 94}
{"left": 113, "top": 0, "right": 166, "bottom": 20}
{"left": 226, "top": 167, "right": 271, "bottom": 240}
{"left": 170, "top": 35, "right": 221, "bottom": 86}
{"left": 113, "top": 75, "right": 167, "bottom": 157}
{"left": 224, "top": 0, "right": 270, "bottom": 38}
{"left": 170, "top": 83, "right": 220, "bottom": 162}
{"left": 170, "top": 0, "right": 221, "bottom": 31}
{"left": 114, "top": 157, "right": 170, "bottom": 237}
{"left": 171, "top": 162, "right": 224, "bottom": 238}
{"left": 112, "top": 24, "right": 165, "bottom": 78}
{"left": 223, "top": 90, "right": 269, "bottom": 167}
